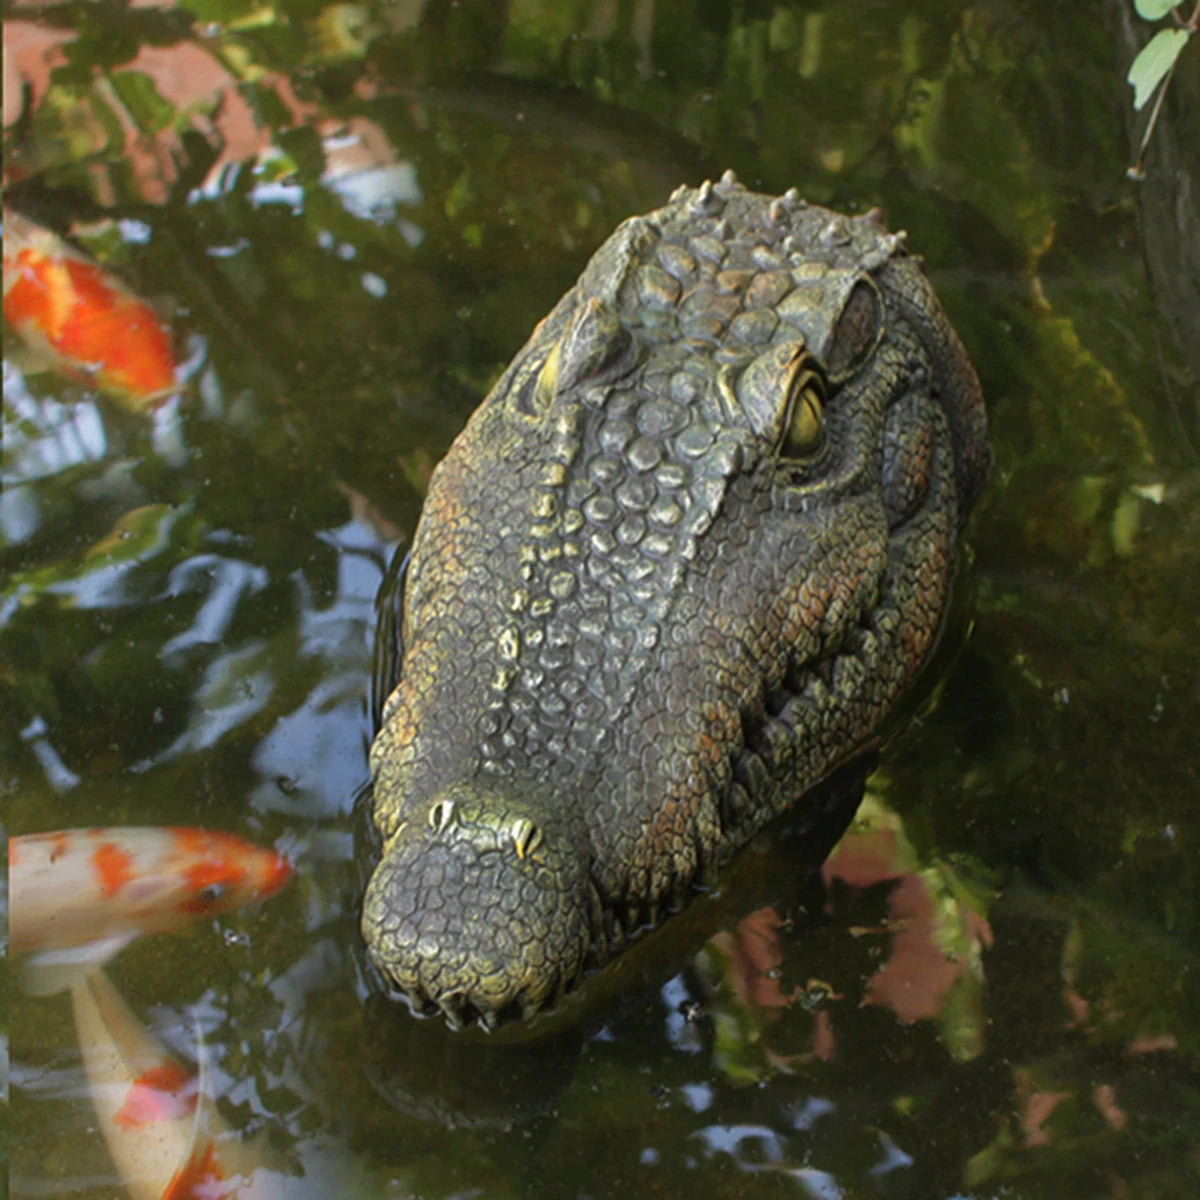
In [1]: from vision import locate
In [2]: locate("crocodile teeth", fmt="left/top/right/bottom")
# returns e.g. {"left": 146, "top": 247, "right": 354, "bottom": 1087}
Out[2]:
{"left": 546, "top": 974, "right": 567, "bottom": 1014}
{"left": 408, "top": 985, "right": 436, "bottom": 1018}
{"left": 438, "top": 994, "right": 467, "bottom": 1029}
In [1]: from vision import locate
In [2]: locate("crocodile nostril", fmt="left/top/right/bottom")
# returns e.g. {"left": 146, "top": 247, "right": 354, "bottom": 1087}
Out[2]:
{"left": 429, "top": 798, "right": 456, "bottom": 834}
{"left": 512, "top": 817, "right": 543, "bottom": 860}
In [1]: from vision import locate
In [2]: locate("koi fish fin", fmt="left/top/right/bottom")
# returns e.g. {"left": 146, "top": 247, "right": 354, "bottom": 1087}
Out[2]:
{"left": 186, "top": 1012, "right": 217, "bottom": 1149}
{"left": 21, "top": 933, "right": 137, "bottom": 996}
{"left": 166, "top": 1015, "right": 287, "bottom": 1198}
{"left": 162, "top": 1017, "right": 227, "bottom": 1199}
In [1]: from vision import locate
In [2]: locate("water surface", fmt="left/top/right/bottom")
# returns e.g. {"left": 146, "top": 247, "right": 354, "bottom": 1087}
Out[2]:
{"left": 4, "top": 2, "right": 1198, "bottom": 1197}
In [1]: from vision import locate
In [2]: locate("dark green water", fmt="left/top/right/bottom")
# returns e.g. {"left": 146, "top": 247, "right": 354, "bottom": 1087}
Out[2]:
{"left": 4, "top": 2, "right": 1198, "bottom": 1197}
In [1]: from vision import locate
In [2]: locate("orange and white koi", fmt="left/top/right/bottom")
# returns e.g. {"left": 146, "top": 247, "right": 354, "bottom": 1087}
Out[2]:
{"left": 72, "top": 968, "right": 284, "bottom": 1199}
{"left": 2, "top": 209, "right": 177, "bottom": 408}
{"left": 9, "top": 826, "right": 292, "bottom": 993}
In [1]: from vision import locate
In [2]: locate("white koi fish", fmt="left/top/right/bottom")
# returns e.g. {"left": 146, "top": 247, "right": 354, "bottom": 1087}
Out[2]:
{"left": 71, "top": 967, "right": 285, "bottom": 1198}
{"left": 9, "top": 826, "right": 292, "bottom": 993}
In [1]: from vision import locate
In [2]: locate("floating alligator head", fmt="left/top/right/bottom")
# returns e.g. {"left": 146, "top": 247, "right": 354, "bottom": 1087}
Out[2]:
{"left": 363, "top": 171, "right": 989, "bottom": 1029}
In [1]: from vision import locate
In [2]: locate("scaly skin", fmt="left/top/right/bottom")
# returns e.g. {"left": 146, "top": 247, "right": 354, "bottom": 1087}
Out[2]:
{"left": 363, "top": 172, "right": 989, "bottom": 1029}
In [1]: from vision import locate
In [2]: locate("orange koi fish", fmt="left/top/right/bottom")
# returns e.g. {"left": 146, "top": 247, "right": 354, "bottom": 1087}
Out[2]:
{"left": 2, "top": 210, "right": 177, "bottom": 408}
{"left": 10, "top": 826, "right": 291, "bottom": 993}
{"left": 72, "top": 968, "right": 284, "bottom": 1199}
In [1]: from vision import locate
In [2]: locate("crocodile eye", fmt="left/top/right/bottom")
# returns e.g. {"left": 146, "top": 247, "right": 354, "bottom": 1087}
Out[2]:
{"left": 532, "top": 342, "right": 561, "bottom": 411}
{"left": 778, "top": 360, "right": 826, "bottom": 459}
{"left": 731, "top": 337, "right": 826, "bottom": 454}
{"left": 429, "top": 798, "right": 456, "bottom": 834}
{"left": 512, "top": 299, "right": 633, "bottom": 417}
{"left": 556, "top": 297, "right": 633, "bottom": 393}
{"left": 511, "top": 817, "right": 543, "bottom": 860}
{"left": 509, "top": 345, "right": 559, "bottom": 418}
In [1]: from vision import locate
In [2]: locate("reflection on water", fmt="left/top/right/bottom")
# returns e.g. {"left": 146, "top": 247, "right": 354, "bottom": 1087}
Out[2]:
{"left": 4, "top": 1, "right": 1198, "bottom": 1197}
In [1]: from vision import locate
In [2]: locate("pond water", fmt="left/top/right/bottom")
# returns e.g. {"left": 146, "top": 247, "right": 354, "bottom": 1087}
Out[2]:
{"left": 4, "top": 2, "right": 1198, "bottom": 1198}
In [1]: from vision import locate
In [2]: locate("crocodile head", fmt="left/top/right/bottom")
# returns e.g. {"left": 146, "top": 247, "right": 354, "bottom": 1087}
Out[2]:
{"left": 363, "top": 171, "right": 989, "bottom": 1029}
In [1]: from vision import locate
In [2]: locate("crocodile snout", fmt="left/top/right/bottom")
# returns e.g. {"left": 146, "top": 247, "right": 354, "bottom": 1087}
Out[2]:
{"left": 361, "top": 786, "right": 597, "bottom": 1027}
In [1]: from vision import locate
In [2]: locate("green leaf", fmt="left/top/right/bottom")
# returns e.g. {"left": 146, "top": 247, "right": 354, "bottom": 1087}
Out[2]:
{"left": 110, "top": 71, "right": 174, "bottom": 136}
{"left": 1134, "top": 0, "right": 1182, "bottom": 21}
{"left": 83, "top": 504, "right": 178, "bottom": 568}
{"left": 1127, "top": 29, "right": 1190, "bottom": 110}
